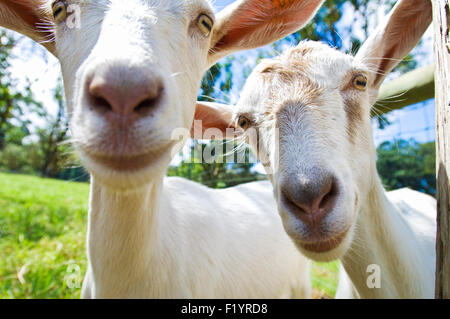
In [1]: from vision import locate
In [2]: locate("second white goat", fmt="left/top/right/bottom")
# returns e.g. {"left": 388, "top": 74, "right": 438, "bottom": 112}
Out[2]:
{"left": 195, "top": 0, "right": 436, "bottom": 298}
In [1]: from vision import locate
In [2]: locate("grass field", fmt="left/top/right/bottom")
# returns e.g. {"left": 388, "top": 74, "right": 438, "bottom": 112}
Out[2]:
{"left": 0, "top": 172, "right": 338, "bottom": 298}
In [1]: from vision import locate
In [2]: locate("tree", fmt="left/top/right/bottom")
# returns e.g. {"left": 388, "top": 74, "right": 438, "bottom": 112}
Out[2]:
{"left": 376, "top": 139, "right": 436, "bottom": 195}
{"left": 37, "top": 79, "right": 70, "bottom": 177}
{"left": 0, "top": 30, "right": 42, "bottom": 150}
{"left": 199, "top": 57, "right": 234, "bottom": 103}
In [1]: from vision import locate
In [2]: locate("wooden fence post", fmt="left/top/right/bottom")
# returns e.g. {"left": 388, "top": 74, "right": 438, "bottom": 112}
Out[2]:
{"left": 432, "top": 0, "right": 450, "bottom": 299}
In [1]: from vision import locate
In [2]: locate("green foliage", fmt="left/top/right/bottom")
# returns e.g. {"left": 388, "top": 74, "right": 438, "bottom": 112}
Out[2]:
{"left": 376, "top": 139, "right": 436, "bottom": 195}
{"left": 0, "top": 143, "right": 29, "bottom": 172}
{"left": 0, "top": 172, "right": 337, "bottom": 298}
{"left": 37, "top": 79, "right": 70, "bottom": 178}
{"left": 199, "top": 56, "right": 235, "bottom": 103}
{"left": 3, "top": 124, "right": 29, "bottom": 146}
{"left": 0, "top": 65, "right": 85, "bottom": 181}
{"left": 0, "top": 31, "right": 80, "bottom": 180}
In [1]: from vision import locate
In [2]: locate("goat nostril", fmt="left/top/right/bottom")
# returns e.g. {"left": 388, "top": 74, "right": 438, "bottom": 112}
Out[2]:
{"left": 90, "top": 95, "right": 113, "bottom": 114}
{"left": 281, "top": 190, "right": 309, "bottom": 215}
{"left": 134, "top": 87, "right": 164, "bottom": 115}
{"left": 88, "top": 77, "right": 114, "bottom": 114}
{"left": 318, "top": 180, "right": 337, "bottom": 210}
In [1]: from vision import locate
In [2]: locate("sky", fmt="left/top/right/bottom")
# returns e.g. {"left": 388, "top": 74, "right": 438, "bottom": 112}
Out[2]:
{"left": 5, "top": 0, "right": 436, "bottom": 167}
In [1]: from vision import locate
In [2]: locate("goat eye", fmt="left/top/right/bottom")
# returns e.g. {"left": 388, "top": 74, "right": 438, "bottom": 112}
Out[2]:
{"left": 197, "top": 14, "right": 213, "bottom": 36}
{"left": 237, "top": 115, "right": 251, "bottom": 130}
{"left": 52, "top": 1, "right": 67, "bottom": 23}
{"left": 352, "top": 74, "right": 368, "bottom": 91}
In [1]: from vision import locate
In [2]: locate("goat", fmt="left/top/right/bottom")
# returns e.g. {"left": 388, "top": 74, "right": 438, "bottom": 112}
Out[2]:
{"left": 0, "top": 0, "right": 327, "bottom": 298}
{"left": 194, "top": 0, "right": 436, "bottom": 298}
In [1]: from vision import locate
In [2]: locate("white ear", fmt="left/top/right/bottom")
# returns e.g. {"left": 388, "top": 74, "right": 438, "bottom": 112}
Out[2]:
{"left": 0, "top": 0, "right": 56, "bottom": 54}
{"left": 355, "top": 0, "right": 432, "bottom": 88}
{"left": 191, "top": 101, "right": 237, "bottom": 139}
{"left": 208, "top": 0, "right": 324, "bottom": 66}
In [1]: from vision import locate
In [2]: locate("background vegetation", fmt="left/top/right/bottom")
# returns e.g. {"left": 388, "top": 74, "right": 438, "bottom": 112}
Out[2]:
{"left": 0, "top": 0, "right": 435, "bottom": 298}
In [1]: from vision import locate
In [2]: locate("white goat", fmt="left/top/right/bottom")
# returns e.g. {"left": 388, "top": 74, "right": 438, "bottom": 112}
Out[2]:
{"left": 0, "top": 0, "right": 328, "bottom": 298}
{"left": 194, "top": 0, "right": 436, "bottom": 298}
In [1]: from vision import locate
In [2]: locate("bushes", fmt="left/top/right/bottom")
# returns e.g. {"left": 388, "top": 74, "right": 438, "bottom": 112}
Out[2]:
{"left": 0, "top": 140, "right": 89, "bottom": 182}
{"left": 0, "top": 144, "right": 31, "bottom": 173}
{"left": 376, "top": 139, "right": 436, "bottom": 195}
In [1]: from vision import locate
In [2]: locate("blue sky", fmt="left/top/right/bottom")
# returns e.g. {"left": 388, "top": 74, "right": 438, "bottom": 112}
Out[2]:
{"left": 7, "top": 0, "right": 435, "bottom": 148}
{"left": 214, "top": 0, "right": 234, "bottom": 10}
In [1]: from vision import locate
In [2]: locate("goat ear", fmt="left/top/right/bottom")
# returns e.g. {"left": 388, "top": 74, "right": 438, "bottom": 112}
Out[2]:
{"left": 191, "top": 101, "right": 238, "bottom": 139}
{"left": 208, "top": 0, "right": 324, "bottom": 66}
{"left": 355, "top": 0, "right": 432, "bottom": 89}
{"left": 0, "top": 0, "right": 56, "bottom": 55}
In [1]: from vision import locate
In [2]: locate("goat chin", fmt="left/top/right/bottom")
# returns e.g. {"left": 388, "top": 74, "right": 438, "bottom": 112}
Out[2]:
{"left": 77, "top": 146, "right": 173, "bottom": 190}
{"left": 296, "top": 237, "right": 353, "bottom": 263}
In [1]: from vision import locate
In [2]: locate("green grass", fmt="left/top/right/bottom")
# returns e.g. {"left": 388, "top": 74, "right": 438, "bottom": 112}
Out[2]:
{"left": 0, "top": 172, "right": 338, "bottom": 298}
{"left": 0, "top": 173, "right": 88, "bottom": 298}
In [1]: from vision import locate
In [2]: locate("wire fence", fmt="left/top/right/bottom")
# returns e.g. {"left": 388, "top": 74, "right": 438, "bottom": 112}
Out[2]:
{"left": 372, "top": 98, "right": 435, "bottom": 145}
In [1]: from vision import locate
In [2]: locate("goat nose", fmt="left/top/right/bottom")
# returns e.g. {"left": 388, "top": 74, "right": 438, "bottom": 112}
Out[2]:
{"left": 87, "top": 67, "right": 164, "bottom": 116}
{"left": 280, "top": 172, "right": 338, "bottom": 225}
